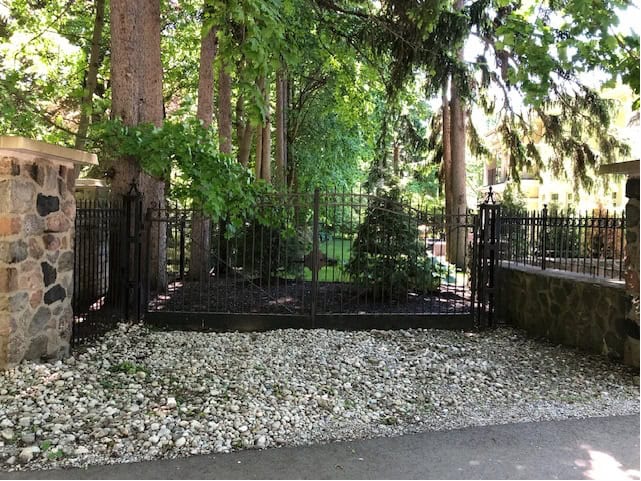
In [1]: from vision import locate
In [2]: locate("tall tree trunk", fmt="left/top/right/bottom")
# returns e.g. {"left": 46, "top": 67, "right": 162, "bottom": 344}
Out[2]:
{"left": 110, "top": 0, "right": 166, "bottom": 294}
{"left": 392, "top": 142, "right": 400, "bottom": 175}
{"left": 75, "top": 0, "right": 105, "bottom": 153}
{"left": 139, "top": 0, "right": 163, "bottom": 126}
{"left": 191, "top": 11, "right": 217, "bottom": 282}
{"left": 218, "top": 63, "right": 232, "bottom": 154}
{"left": 196, "top": 22, "right": 217, "bottom": 126}
{"left": 255, "top": 130, "right": 263, "bottom": 178}
{"left": 236, "top": 89, "right": 254, "bottom": 167}
{"left": 448, "top": 77, "right": 467, "bottom": 269}
{"left": 275, "top": 70, "right": 286, "bottom": 188}
{"left": 261, "top": 77, "right": 271, "bottom": 183}
{"left": 238, "top": 123, "right": 254, "bottom": 167}
{"left": 235, "top": 95, "right": 244, "bottom": 149}
{"left": 254, "top": 77, "right": 264, "bottom": 179}
{"left": 442, "top": 83, "right": 452, "bottom": 262}
{"left": 216, "top": 58, "right": 233, "bottom": 276}
{"left": 442, "top": 84, "right": 452, "bottom": 209}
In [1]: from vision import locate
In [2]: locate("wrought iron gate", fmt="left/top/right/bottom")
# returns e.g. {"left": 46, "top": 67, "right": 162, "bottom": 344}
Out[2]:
{"left": 71, "top": 183, "right": 144, "bottom": 344}
{"left": 73, "top": 187, "right": 500, "bottom": 340}
{"left": 141, "top": 190, "right": 495, "bottom": 331}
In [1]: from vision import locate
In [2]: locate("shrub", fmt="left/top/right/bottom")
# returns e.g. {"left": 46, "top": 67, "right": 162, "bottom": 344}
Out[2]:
{"left": 346, "top": 187, "right": 446, "bottom": 299}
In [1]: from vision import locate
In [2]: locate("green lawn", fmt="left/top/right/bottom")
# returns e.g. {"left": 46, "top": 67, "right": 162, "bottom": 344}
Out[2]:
{"left": 298, "top": 237, "right": 463, "bottom": 286}
{"left": 302, "top": 237, "right": 353, "bottom": 282}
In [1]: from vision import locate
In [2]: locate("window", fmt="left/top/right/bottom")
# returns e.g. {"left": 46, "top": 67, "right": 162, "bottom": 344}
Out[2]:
{"left": 612, "top": 191, "right": 618, "bottom": 199}
{"left": 567, "top": 193, "right": 573, "bottom": 201}
{"left": 551, "top": 193, "right": 559, "bottom": 201}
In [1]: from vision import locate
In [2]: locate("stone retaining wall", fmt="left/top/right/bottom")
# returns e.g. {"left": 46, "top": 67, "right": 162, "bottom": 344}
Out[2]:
{"left": 498, "top": 265, "right": 633, "bottom": 362}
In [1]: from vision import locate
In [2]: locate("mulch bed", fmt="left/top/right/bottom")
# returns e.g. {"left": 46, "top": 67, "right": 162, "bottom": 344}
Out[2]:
{"left": 147, "top": 276, "right": 472, "bottom": 315}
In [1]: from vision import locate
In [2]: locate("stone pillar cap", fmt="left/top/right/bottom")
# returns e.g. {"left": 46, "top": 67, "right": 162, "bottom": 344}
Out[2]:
{"left": 76, "top": 178, "right": 108, "bottom": 188}
{"left": 0, "top": 136, "right": 98, "bottom": 166}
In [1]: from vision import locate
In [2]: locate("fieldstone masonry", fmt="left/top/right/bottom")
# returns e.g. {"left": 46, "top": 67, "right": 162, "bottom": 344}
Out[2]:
{"left": 498, "top": 266, "right": 632, "bottom": 361}
{"left": 0, "top": 137, "right": 96, "bottom": 369}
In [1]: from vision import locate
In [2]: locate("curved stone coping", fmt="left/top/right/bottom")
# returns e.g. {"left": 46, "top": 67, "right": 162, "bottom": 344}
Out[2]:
{"left": 0, "top": 136, "right": 97, "bottom": 166}
{"left": 498, "top": 260, "right": 626, "bottom": 289}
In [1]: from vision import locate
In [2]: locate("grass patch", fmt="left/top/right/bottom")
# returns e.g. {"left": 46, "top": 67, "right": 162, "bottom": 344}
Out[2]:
{"left": 109, "top": 361, "right": 149, "bottom": 376}
{"left": 47, "top": 448, "right": 64, "bottom": 460}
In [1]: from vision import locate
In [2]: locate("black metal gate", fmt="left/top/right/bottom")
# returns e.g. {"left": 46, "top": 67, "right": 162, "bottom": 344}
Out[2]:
{"left": 73, "top": 186, "right": 501, "bottom": 341}
{"left": 72, "top": 183, "right": 144, "bottom": 344}
{"left": 141, "top": 190, "right": 492, "bottom": 331}
{"left": 72, "top": 198, "right": 126, "bottom": 344}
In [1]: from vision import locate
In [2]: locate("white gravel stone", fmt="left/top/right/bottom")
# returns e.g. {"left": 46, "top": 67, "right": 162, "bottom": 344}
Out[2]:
{"left": 18, "top": 446, "right": 39, "bottom": 463}
{"left": 74, "top": 446, "right": 89, "bottom": 456}
{"left": 0, "top": 323, "right": 638, "bottom": 472}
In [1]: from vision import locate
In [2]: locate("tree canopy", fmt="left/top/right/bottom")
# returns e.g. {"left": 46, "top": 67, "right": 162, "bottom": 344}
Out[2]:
{"left": 0, "top": 0, "right": 637, "bottom": 206}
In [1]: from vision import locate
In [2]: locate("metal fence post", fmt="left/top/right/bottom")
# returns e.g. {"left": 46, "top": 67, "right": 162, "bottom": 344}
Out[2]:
{"left": 310, "top": 188, "right": 320, "bottom": 326}
{"left": 476, "top": 187, "right": 501, "bottom": 328}
{"left": 179, "top": 215, "right": 186, "bottom": 280}
{"left": 123, "top": 179, "right": 144, "bottom": 321}
{"left": 541, "top": 204, "right": 548, "bottom": 270}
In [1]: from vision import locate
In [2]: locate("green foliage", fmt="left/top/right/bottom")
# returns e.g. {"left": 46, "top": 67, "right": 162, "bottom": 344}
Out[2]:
{"left": 346, "top": 186, "right": 446, "bottom": 299}
{"left": 47, "top": 448, "right": 65, "bottom": 460}
{"left": 321, "top": 0, "right": 635, "bottom": 192}
{"left": 39, "top": 440, "right": 52, "bottom": 452}
{"left": 109, "top": 361, "right": 148, "bottom": 375}
{"left": 94, "top": 118, "right": 273, "bottom": 226}
{"left": 233, "top": 218, "right": 308, "bottom": 279}
{"left": 500, "top": 183, "right": 527, "bottom": 213}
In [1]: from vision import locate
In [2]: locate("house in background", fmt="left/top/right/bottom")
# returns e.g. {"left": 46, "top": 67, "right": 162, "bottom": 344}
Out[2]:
{"left": 483, "top": 160, "right": 628, "bottom": 213}
{"left": 480, "top": 86, "right": 639, "bottom": 213}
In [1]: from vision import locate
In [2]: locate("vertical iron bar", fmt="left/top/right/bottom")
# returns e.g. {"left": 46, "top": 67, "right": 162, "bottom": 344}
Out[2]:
{"left": 541, "top": 205, "right": 548, "bottom": 270}
{"left": 311, "top": 188, "right": 320, "bottom": 325}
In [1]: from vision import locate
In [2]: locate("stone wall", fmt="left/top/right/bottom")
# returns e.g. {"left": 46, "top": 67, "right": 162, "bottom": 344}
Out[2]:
{"left": 498, "top": 265, "right": 632, "bottom": 362}
{"left": 0, "top": 155, "right": 76, "bottom": 367}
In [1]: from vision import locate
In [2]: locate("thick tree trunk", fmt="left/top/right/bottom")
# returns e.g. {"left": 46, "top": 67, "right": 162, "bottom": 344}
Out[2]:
{"left": 75, "top": 0, "right": 105, "bottom": 153}
{"left": 110, "top": 0, "right": 139, "bottom": 125}
{"left": 110, "top": 0, "right": 166, "bottom": 294}
{"left": 448, "top": 78, "right": 467, "bottom": 269}
{"left": 196, "top": 23, "right": 217, "bottom": 126}
{"left": 191, "top": 13, "right": 217, "bottom": 282}
{"left": 275, "top": 71, "right": 286, "bottom": 188}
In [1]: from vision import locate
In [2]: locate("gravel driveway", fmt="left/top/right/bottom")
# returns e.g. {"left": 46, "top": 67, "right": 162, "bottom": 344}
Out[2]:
{"left": 0, "top": 323, "right": 638, "bottom": 472}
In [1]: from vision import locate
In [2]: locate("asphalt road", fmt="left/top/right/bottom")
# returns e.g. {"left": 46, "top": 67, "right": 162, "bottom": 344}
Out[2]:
{"left": 1, "top": 414, "right": 639, "bottom": 480}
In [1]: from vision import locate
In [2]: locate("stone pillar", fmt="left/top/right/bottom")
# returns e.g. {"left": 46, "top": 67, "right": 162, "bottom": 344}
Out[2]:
{"left": 0, "top": 137, "right": 97, "bottom": 369}
{"left": 624, "top": 176, "right": 639, "bottom": 367}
